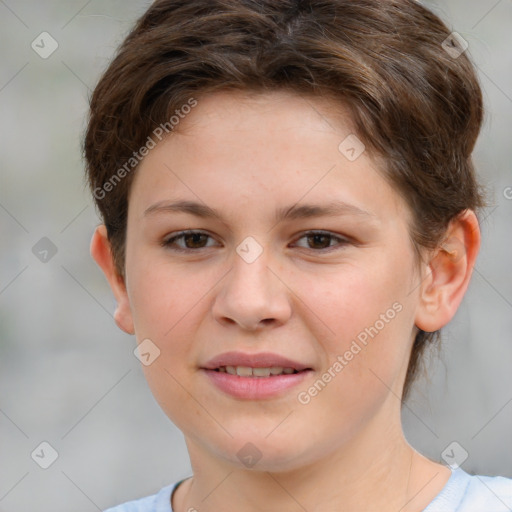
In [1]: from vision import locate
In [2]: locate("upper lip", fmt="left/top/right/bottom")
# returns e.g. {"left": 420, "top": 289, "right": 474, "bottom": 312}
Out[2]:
{"left": 201, "top": 351, "right": 312, "bottom": 371}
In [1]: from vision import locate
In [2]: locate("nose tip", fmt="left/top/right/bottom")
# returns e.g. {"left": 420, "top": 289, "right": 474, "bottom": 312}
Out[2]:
{"left": 212, "top": 249, "right": 292, "bottom": 331}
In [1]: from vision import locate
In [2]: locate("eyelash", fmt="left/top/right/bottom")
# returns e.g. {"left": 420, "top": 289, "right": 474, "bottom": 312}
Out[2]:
{"left": 161, "top": 230, "right": 351, "bottom": 253}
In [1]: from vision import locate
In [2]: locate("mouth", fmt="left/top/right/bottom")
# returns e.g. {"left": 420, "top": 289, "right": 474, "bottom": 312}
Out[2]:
{"left": 201, "top": 351, "right": 312, "bottom": 373}
{"left": 200, "top": 352, "right": 314, "bottom": 399}
{"left": 211, "top": 366, "right": 306, "bottom": 377}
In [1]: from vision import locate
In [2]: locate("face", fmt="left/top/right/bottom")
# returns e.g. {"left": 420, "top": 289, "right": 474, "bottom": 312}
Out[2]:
{"left": 118, "top": 90, "right": 425, "bottom": 471}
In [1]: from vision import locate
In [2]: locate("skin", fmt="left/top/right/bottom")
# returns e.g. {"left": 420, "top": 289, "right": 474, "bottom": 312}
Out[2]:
{"left": 91, "top": 89, "right": 480, "bottom": 512}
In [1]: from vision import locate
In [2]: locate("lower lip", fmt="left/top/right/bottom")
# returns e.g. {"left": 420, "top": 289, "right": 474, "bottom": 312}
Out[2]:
{"left": 202, "top": 369, "right": 312, "bottom": 400}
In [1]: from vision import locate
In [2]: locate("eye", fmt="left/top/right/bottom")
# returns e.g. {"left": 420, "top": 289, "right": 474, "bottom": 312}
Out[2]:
{"left": 161, "top": 229, "right": 351, "bottom": 253}
{"left": 162, "top": 230, "right": 219, "bottom": 252}
{"left": 292, "top": 231, "right": 350, "bottom": 252}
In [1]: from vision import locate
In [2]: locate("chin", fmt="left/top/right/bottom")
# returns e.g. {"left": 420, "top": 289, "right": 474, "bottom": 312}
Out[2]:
{"left": 205, "top": 433, "right": 316, "bottom": 474}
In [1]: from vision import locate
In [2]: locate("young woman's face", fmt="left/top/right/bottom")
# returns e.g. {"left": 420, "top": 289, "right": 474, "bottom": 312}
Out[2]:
{"left": 122, "top": 90, "right": 424, "bottom": 470}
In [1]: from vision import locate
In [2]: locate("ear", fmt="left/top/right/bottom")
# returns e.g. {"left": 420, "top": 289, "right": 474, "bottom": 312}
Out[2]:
{"left": 90, "top": 224, "right": 135, "bottom": 335}
{"left": 414, "top": 209, "right": 481, "bottom": 332}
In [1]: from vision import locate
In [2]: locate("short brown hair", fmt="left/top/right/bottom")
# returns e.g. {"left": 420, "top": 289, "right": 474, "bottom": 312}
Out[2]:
{"left": 84, "top": 0, "right": 486, "bottom": 400}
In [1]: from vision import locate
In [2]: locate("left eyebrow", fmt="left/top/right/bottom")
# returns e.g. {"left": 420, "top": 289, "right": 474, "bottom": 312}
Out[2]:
{"left": 143, "top": 199, "right": 378, "bottom": 222}
{"left": 275, "top": 201, "right": 378, "bottom": 222}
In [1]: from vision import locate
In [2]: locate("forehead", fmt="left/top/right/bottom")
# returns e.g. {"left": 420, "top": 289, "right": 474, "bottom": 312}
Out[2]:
{"left": 176, "top": 89, "right": 354, "bottom": 139}
{"left": 128, "top": 89, "right": 409, "bottom": 225}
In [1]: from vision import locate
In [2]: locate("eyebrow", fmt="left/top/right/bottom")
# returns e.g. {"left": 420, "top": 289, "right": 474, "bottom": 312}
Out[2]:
{"left": 143, "top": 199, "right": 377, "bottom": 223}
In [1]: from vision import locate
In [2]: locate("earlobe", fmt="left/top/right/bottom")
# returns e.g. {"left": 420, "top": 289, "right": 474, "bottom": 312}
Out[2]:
{"left": 415, "top": 210, "right": 481, "bottom": 333}
{"left": 90, "top": 225, "right": 135, "bottom": 335}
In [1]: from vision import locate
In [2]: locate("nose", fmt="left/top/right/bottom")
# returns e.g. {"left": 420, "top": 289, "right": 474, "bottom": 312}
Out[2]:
{"left": 211, "top": 245, "right": 292, "bottom": 331}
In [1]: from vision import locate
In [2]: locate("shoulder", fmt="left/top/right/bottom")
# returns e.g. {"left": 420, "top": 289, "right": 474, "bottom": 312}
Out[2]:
{"left": 103, "top": 482, "right": 177, "bottom": 512}
{"left": 460, "top": 471, "right": 512, "bottom": 511}
{"left": 424, "top": 468, "right": 512, "bottom": 512}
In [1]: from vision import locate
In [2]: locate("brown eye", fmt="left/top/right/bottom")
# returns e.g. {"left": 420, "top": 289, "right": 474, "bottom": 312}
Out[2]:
{"left": 306, "top": 233, "right": 332, "bottom": 250}
{"left": 162, "top": 231, "right": 217, "bottom": 252}
{"left": 293, "top": 231, "right": 350, "bottom": 251}
{"left": 181, "top": 232, "right": 209, "bottom": 249}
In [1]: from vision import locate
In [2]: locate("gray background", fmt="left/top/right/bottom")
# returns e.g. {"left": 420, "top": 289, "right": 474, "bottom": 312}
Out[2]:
{"left": 0, "top": 1, "right": 511, "bottom": 511}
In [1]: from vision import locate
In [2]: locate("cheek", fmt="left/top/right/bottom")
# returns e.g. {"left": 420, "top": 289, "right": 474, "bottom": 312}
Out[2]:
{"left": 125, "top": 253, "right": 224, "bottom": 401}
{"left": 130, "top": 272, "right": 205, "bottom": 431}
{"left": 297, "top": 258, "right": 406, "bottom": 343}
{"left": 295, "top": 256, "right": 414, "bottom": 389}
{"left": 127, "top": 255, "right": 203, "bottom": 338}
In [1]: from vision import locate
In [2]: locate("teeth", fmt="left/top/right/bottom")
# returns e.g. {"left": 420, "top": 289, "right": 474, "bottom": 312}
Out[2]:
{"left": 217, "top": 366, "right": 298, "bottom": 377}
{"left": 252, "top": 367, "right": 271, "bottom": 377}
{"left": 225, "top": 366, "right": 237, "bottom": 375}
{"left": 236, "top": 366, "right": 253, "bottom": 377}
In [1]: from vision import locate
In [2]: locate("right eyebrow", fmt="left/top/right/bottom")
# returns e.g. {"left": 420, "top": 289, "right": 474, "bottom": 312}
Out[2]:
{"left": 143, "top": 200, "right": 222, "bottom": 220}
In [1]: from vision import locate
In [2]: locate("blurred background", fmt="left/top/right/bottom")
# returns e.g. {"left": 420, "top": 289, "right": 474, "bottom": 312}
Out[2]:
{"left": 0, "top": 1, "right": 511, "bottom": 510}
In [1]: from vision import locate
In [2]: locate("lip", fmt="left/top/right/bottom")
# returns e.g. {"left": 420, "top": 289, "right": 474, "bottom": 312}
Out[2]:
{"left": 200, "top": 351, "right": 313, "bottom": 400}
{"left": 201, "top": 351, "right": 312, "bottom": 372}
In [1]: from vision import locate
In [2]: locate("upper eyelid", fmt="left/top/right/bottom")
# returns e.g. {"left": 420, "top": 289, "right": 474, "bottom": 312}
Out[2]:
{"left": 164, "top": 229, "right": 216, "bottom": 241}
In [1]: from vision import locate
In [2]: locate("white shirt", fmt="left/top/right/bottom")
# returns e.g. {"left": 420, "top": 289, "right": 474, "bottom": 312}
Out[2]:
{"left": 104, "top": 467, "right": 512, "bottom": 511}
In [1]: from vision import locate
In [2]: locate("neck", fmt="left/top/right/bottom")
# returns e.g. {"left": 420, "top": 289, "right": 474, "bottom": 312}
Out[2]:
{"left": 176, "top": 403, "right": 450, "bottom": 512}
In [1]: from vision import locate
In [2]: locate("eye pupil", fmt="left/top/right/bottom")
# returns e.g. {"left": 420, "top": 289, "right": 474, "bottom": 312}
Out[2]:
{"left": 308, "top": 233, "right": 331, "bottom": 249}
{"left": 185, "top": 233, "right": 207, "bottom": 248}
